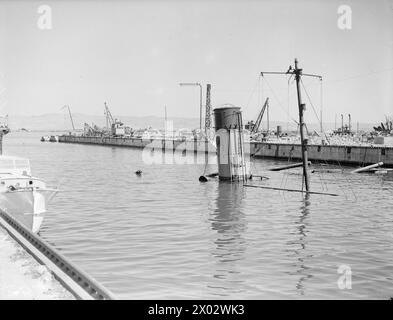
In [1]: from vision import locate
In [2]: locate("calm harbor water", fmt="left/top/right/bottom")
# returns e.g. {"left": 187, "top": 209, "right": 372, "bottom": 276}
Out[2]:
{"left": 4, "top": 131, "right": 393, "bottom": 299}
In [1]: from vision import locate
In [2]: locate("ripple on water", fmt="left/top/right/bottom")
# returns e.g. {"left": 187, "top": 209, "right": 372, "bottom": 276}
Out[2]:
{"left": 4, "top": 132, "right": 393, "bottom": 299}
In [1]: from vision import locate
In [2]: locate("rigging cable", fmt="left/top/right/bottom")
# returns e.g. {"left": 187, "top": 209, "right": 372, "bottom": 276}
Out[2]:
{"left": 261, "top": 74, "right": 299, "bottom": 125}
{"left": 320, "top": 77, "right": 323, "bottom": 134}
{"left": 300, "top": 78, "right": 321, "bottom": 124}
{"left": 300, "top": 78, "right": 331, "bottom": 143}
{"left": 244, "top": 75, "right": 261, "bottom": 112}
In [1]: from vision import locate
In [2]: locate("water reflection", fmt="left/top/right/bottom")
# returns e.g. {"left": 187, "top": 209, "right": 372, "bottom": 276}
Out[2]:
{"left": 208, "top": 182, "right": 247, "bottom": 296}
{"left": 292, "top": 194, "right": 313, "bottom": 295}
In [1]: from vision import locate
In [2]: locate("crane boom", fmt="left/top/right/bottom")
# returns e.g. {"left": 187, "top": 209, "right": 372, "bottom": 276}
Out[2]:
{"left": 251, "top": 97, "right": 269, "bottom": 134}
{"left": 61, "top": 105, "right": 75, "bottom": 131}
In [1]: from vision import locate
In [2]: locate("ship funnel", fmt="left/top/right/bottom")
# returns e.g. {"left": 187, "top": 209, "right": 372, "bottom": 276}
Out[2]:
{"left": 213, "top": 106, "right": 250, "bottom": 181}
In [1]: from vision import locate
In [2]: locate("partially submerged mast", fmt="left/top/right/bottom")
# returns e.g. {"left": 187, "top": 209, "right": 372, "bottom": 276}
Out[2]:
{"left": 261, "top": 58, "right": 322, "bottom": 193}
{"left": 293, "top": 58, "right": 310, "bottom": 192}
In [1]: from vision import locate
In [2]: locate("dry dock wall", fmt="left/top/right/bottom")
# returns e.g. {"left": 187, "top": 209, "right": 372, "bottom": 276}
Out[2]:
{"left": 58, "top": 135, "right": 393, "bottom": 167}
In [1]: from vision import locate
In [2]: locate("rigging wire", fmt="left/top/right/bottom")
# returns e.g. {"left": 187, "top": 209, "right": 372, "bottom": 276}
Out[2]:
{"left": 258, "top": 75, "right": 261, "bottom": 111}
{"left": 320, "top": 78, "right": 323, "bottom": 134}
{"left": 292, "top": 67, "right": 393, "bottom": 91}
{"left": 261, "top": 74, "right": 299, "bottom": 125}
{"left": 325, "top": 67, "right": 393, "bottom": 85}
{"left": 300, "top": 78, "right": 321, "bottom": 125}
{"left": 300, "top": 78, "right": 331, "bottom": 143}
{"left": 244, "top": 75, "right": 261, "bottom": 112}
{"left": 287, "top": 77, "right": 290, "bottom": 132}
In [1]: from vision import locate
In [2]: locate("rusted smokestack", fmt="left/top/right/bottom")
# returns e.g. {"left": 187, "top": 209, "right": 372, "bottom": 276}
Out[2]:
{"left": 213, "top": 106, "right": 249, "bottom": 181}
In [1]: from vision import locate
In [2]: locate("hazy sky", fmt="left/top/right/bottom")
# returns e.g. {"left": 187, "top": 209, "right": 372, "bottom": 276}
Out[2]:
{"left": 0, "top": 0, "right": 392, "bottom": 124}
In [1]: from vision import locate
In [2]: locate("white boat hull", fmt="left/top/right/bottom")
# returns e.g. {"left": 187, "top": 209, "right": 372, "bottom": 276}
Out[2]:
{"left": 0, "top": 188, "right": 57, "bottom": 233}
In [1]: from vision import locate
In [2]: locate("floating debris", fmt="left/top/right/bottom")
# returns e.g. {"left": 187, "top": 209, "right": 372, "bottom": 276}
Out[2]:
{"left": 198, "top": 176, "right": 208, "bottom": 182}
{"left": 269, "top": 162, "right": 311, "bottom": 172}
{"left": 350, "top": 162, "right": 384, "bottom": 174}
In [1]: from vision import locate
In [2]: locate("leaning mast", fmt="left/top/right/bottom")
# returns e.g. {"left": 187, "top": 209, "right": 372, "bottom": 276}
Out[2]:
{"left": 293, "top": 59, "right": 310, "bottom": 191}
{"left": 261, "top": 58, "right": 322, "bottom": 192}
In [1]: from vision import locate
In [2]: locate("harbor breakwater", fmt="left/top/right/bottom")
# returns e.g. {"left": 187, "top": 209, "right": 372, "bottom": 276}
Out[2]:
{"left": 58, "top": 135, "right": 217, "bottom": 153}
{"left": 58, "top": 135, "right": 393, "bottom": 167}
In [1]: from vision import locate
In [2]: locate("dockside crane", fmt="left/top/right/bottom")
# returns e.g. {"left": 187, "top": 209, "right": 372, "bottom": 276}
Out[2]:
{"left": 61, "top": 105, "right": 75, "bottom": 131}
{"left": 103, "top": 102, "right": 125, "bottom": 136}
{"left": 251, "top": 97, "right": 269, "bottom": 134}
{"left": 373, "top": 115, "right": 393, "bottom": 134}
{"left": 104, "top": 102, "right": 114, "bottom": 130}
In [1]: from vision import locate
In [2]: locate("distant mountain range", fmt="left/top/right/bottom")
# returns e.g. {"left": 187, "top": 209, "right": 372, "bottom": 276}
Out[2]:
{"left": 7, "top": 113, "right": 199, "bottom": 132}
{"left": 7, "top": 113, "right": 376, "bottom": 133}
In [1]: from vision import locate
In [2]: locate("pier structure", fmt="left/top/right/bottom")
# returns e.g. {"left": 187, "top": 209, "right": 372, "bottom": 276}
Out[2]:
{"left": 0, "top": 226, "right": 74, "bottom": 299}
{"left": 250, "top": 142, "right": 393, "bottom": 167}
{"left": 58, "top": 135, "right": 393, "bottom": 167}
{"left": 0, "top": 209, "right": 116, "bottom": 300}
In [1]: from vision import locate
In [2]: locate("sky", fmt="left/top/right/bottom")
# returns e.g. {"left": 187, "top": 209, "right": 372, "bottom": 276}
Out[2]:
{"left": 0, "top": 0, "right": 392, "bottom": 125}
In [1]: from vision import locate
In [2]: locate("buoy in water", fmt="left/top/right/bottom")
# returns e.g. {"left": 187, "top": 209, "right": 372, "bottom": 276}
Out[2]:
{"left": 135, "top": 170, "right": 142, "bottom": 176}
{"left": 199, "top": 175, "right": 208, "bottom": 182}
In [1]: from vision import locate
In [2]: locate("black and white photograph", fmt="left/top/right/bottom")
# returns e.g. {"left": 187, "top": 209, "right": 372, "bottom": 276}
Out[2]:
{"left": 0, "top": 0, "right": 392, "bottom": 306}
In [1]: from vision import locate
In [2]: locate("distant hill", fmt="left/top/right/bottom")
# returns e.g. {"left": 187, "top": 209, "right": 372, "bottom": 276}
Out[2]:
{"left": 7, "top": 113, "right": 376, "bottom": 133}
{"left": 7, "top": 113, "right": 200, "bottom": 131}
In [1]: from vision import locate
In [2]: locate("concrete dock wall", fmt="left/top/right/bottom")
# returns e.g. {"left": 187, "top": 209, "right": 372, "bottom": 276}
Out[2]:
{"left": 58, "top": 135, "right": 393, "bottom": 167}
{"left": 58, "top": 135, "right": 217, "bottom": 154}
{"left": 250, "top": 142, "right": 393, "bottom": 167}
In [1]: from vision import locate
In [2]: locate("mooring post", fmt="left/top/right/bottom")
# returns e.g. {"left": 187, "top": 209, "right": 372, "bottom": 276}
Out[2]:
{"left": 294, "top": 58, "right": 310, "bottom": 192}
